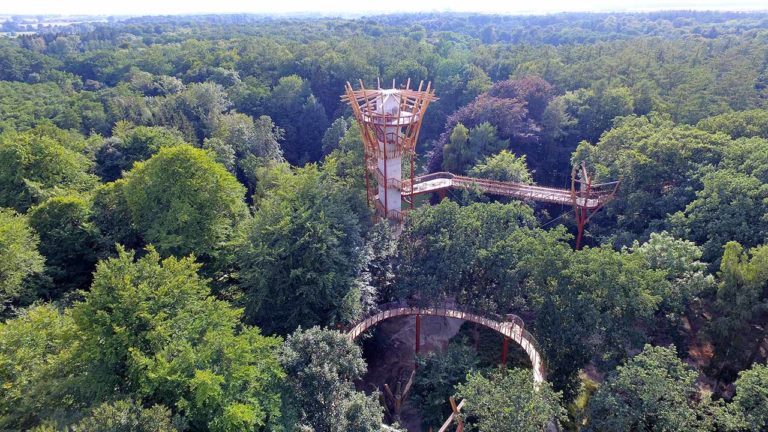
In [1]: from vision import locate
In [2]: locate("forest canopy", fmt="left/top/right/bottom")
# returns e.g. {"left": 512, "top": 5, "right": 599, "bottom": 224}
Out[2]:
{"left": 1, "top": 9, "right": 768, "bottom": 432}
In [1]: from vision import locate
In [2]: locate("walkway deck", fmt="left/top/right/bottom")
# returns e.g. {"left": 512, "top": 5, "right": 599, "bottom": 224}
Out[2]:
{"left": 405, "top": 172, "right": 605, "bottom": 209}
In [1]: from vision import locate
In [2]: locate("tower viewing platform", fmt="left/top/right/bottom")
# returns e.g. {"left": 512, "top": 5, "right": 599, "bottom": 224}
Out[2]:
{"left": 343, "top": 79, "right": 438, "bottom": 221}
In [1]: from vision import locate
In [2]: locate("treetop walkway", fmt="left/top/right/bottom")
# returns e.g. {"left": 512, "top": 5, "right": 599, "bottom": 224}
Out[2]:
{"left": 346, "top": 300, "right": 546, "bottom": 384}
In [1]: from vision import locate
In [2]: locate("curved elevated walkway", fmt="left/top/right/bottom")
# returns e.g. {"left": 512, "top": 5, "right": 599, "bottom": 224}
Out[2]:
{"left": 346, "top": 301, "right": 545, "bottom": 383}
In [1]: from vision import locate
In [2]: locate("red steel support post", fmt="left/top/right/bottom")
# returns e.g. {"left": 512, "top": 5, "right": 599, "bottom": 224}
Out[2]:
{"left": 501, "top": 336, "right": 510, "bottom": 366}
{"left": 575, "top": 207, "right": 587, "bottom": 250}
{"left": 410, "top": 152, "right": 415, "bottom": 210}
{"left": 415, "top": 314, "right": 421, "bottom": 356}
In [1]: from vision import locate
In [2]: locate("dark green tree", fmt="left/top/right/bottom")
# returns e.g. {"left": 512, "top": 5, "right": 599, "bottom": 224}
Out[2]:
{"left": 573, "top": 114, "right": 730, "bottom": 245}
{"left": 670, "top": 169, "right": 768, "bottom": 263}
{"left": 588, "top": 345, "right": 717, "bottom": 432}
{"left": 696, "top": 110, "right": 768, "bottom": 139}
{"left": 708, "top": 242, "right": 768, "bottom": 380}
{"left": 28, "top": 195, "right": 105, "bottom": 296}
{"left": 280, "top": 327, "right": 383, "bottom": 432}
{"left": 727, "top": 361, "right": 768, "bottom": 432}
{"left": 411, "top": 342, "right": 479, "bottom": 430}
{"left": 238, "top": 164, "right": 366, "bottom": 334}
{"left": 95, "top": 124, "right": 187, "bottom": 182}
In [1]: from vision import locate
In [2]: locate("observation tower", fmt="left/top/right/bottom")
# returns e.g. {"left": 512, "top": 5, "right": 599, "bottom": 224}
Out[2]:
{"left": 343, "top": 79, "right": 438, "bottom": 221}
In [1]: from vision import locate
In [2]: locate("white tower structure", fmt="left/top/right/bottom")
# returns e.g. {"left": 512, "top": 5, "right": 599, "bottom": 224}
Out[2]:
{"left": 343, "top": 80, "right": 437, "bottom": 220}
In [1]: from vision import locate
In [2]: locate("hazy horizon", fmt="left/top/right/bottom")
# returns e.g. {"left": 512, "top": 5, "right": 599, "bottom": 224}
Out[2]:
{"left": 2, "top": 0, "right": 767, "bottom": 17}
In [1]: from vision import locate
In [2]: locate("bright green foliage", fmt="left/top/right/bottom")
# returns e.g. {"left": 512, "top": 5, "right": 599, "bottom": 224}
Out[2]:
{"left": 412, "top": 342, "right": 479, "bottom": 430}
{"left": 442, "top": 123, "right": 469, "bottom": 172}
{"left": 321, "top": 121, "right": 367, "bottom": 193}
{"left": 556, "top": 85, "right": 635, "bottom": 144}
{"left": 564, "top": 245, "right": 665, "bottom": 368}
{"left": 96, "top": 124, "right": 188, "bottom": 182}
{"left": 70, "top": 399, "right": 177, "bottom": 432}
{"left": 0, "top": 126, "right": 99, "bottom": 212}
{"left": 0, "top": 81, "right": 107, "bottom": 134}
{"left": 536, "top": 243, "right": 669, "bottom": 398}
{"left": 697, "top": 110, "right": 768, "bottom": 139}
{"left": 630, "top": 231, "right": 714, "bottom": 317}
{"left": 28, "top": 195, "right": 105, "bottom": 295}
{"left": 573, "top": 114, "right": 730, "bottom": 244}
{"left": 280, "top": 327, "right": 382, "bottom": 432}
{"left": 455, "top": 369, "right": 566, "bottom": 432}
{"left": 0, "top": 305, "right": 79, "bottom": 429}
{"left": 121, "top": 145, "right": 249, "bottom": 259}
{"left": 728, "top": 362, "right": 768, "bottom": 432}
{"left": 708, "top": 242, "right": 768, "bottom": 380}
{"left": 176, "top": 82, "right": 231, "bottom": 142}
{"left": 719, "top": 137, "right": 768, "bottom": 183}
{"left": 588, "top": 345, "right": 717, "bottom": 432}
{"left": 442, "top": 122, "right": 509, "bottom": 174}
{"left": 72, "top": 247, "right": 285, "bottom": 431}
{"left": 670, "top": 169, "right": 768, "bottom": 262}
{"left": 239, "top": 164, "right": 365, "bottom": 334}
{"left": 468, "top": 150, "right": 533, "bottom": 184}
{"left": 212, "top": 113, "right": 284, "bottom": 164}
{"left": 0, "top": 209, "right": 44, "bottom": 307}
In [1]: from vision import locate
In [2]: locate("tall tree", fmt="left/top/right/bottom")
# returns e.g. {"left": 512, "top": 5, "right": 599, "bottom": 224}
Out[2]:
{"left": 708, "top": 242, "right": 768, "bottom": 380}
{"left": 238, "top": 164, "right": 366, "bottom": 334}
{"left": 573, "top": 114, "right": 730, "bottom": 245}
{"left": 95, "top": 124, "right": 187, "bottom": 182}
{"left": 468, "top": 150, "right": 533, "bottom": 183}
{"left": 72, "top": 247, "right": 285, "bottom": 432}
{"left": 120, "top": 145, "right": 249, "bottom": 262}
{"left": 727, "top": 361, "right": 768, "bottom": 432}
{"left": 268, "top": 75, "right": 328, "bottom": 164}
{"left": 0, "top": 209, "right": 44, "bottom": 310}
{"left": 28, "top": 195, "right": 105, "bottom": 296}
{"left": 671, "top": 169, "right": 768, "bottom": 263}
{"left": 411, "top": 342, "right": 479, "bottom": 430}
{"left": 0, "top": 305, "right": 79, "bottom": 429}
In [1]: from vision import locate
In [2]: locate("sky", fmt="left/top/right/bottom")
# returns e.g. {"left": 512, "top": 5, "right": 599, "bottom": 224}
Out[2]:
{"left": 1, "top": 0, "right": 767, "bottom": 16}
